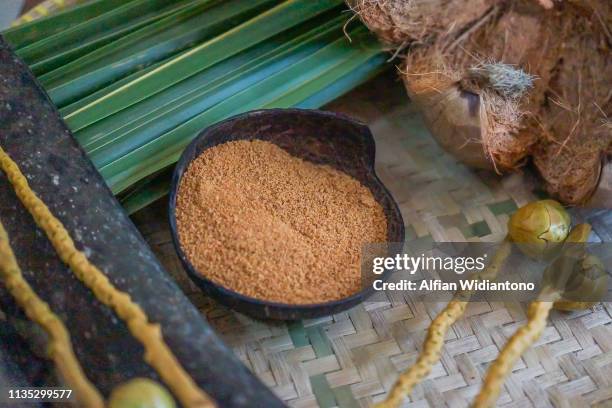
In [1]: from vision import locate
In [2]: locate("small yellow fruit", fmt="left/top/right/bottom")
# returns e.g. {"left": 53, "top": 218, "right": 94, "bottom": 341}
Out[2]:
{"left": 553, "top": 254, "right": 608, "bottom": 311}
{"left": 508, "top": 200, "right": 570, "bottom": 258}
{"left": 108, "top": 378, "right": 176, "bottom": 408}
{"left": 540, "top": 223, "right": 605, "bottom": 311}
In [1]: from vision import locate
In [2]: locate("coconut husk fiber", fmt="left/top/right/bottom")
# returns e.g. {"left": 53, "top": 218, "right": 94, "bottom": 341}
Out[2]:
{"left": 350, "top": 0, "right": 612, "bottom": 206}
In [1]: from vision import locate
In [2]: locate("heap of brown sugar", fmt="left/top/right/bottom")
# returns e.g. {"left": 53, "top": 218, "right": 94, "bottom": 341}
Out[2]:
{"left": 175, "top": 139, "right": 388, "bottom": 304}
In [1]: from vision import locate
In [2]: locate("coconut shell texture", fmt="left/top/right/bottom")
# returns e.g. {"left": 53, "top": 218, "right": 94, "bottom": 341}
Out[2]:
{"left": 350, "top": 0, "right": 611, "bottom": 205}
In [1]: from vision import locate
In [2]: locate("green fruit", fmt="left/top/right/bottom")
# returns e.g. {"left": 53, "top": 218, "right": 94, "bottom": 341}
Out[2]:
{"left": 109, "top": 378, "right": 176, "bottom": 408}
{"left": 508, "top": 200, "right": 570, "bottom": 258}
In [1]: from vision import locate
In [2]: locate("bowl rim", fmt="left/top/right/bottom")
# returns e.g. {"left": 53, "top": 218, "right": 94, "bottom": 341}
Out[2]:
{"left": 168, "top": 108, "right": 405, "bottom": 319}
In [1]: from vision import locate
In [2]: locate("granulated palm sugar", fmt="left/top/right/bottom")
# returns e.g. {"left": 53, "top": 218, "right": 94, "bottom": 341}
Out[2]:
{"left": 175, "top": 139, "right": 388, "bottom": 304}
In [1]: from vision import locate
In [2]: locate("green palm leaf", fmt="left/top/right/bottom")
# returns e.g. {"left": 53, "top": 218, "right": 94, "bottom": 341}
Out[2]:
{"left": 3, "top": 0, "right": 134, "bottom": 49}
{"left": 78, "top": 14, "right": 346, "bottom": 162}
{"left": 17, "top": 0, "right": 192, "bottom": 64}
{"left": 43, "top": 0, "right": 281, "bottom": 107}
{"left": 64, "top": 0, "right": 343, "bottom": 131}
{"left": 29, "top": 0, "right": 203, "bottom": 76}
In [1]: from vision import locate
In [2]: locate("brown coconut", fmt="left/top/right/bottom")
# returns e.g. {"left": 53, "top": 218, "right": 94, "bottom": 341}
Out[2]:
{"left": 351, "top": 0, "right": 611, "bottom": 205}
{"left": 532, "top": 2, "right": 612, "bottom": 205}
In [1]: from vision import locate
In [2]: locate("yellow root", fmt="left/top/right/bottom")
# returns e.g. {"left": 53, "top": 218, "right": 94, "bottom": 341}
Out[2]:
{"left": 376, "top": 300, "right": 467, "bottom": 408}
{"left": 376, "top": 240, "right": 512, "bottom": 408}
{"left": 0, "top": 146, "right": 214, "bottom": 408}
{"left": 0, "top": 220, "right": 104, "bottom": 407}
{"left": 472, "top": 300, "right": 554, "bottom": 408}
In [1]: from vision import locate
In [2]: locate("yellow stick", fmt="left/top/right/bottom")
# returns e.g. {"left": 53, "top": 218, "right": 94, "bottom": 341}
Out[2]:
{"left": 376, "top": 240, "right": 512, "bottom": 408}
{"left": 472, "top": 298, "right": 556, "bottom": 408}
{"left": 0, "top": 220, "right": 104, "bottom": 407}
{"left": 0, "top": 146, "right": 214, "bottom": 408}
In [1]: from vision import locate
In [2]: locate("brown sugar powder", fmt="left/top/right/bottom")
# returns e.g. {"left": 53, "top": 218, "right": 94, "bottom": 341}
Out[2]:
{"left": 175, "top": 139, "right": 387, "bottom": 304}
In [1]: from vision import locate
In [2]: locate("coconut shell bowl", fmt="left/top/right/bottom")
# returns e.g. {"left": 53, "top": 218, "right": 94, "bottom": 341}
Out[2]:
{"left": 168, "top": 108, "right": 404, "bottom": 320}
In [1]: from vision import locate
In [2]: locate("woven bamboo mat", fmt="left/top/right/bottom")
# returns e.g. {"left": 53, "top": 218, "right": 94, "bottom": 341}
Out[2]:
{"left": 132, "top": 71, "right": 612, "bottom": 408}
